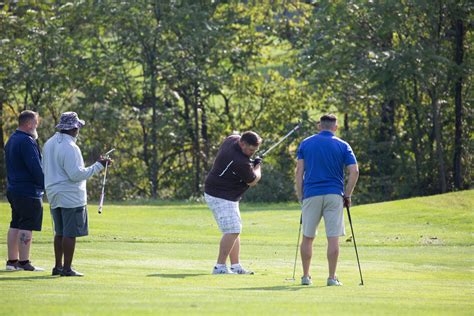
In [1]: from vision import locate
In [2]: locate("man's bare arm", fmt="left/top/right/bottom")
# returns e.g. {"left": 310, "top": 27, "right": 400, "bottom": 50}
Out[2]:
{"left": 247, "top": 164, "right": 261, "bottom": 187}
{"left": 295, "top": 159, "right": 304, "bottom": 201}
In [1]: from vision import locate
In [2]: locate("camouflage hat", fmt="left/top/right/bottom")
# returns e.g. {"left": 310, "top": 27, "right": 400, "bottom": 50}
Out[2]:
{"left": 55, "top": 112, "right": 85, "bottom": 130}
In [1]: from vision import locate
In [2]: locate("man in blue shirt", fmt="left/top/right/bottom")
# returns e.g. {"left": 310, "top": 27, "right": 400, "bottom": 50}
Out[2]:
{"left": 4, "top": 110, "right": 45, "bottom": 271}
{"left": 295, "top": 114, "right": 359, "bottom": 286}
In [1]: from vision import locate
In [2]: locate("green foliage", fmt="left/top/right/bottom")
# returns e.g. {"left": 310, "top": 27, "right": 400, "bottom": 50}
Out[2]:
{"left": 0, "top": 1, "right": 471, "bottom": 202}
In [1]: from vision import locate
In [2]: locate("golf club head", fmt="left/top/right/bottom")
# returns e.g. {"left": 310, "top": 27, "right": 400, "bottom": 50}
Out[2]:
{"left": 285, "top": 277, "right": 296, "bottom": 282}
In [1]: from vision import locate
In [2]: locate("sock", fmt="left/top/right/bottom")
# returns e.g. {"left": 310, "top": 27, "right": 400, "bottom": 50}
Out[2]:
{"left": 231, "top": 263, "right": 241, "bottom": 269}
{"left": 215, "top": 263, "right": 226, "bottom": 268}
{"left": 7, "top": 259, "right": 18, "bottom": 264}
{"left": 19, "top": 260, "right": 29, "bottom": 265}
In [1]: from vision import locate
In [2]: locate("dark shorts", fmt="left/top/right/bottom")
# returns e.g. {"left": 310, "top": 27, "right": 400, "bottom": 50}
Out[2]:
{"left": 7, "top": 191, "right": 43, "bottom": 231}
{"left": 51, "top": 206, "right": 89, "bottom": 238}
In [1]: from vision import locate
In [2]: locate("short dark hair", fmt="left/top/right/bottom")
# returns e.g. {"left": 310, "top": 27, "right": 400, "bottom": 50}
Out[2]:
{"left": 18, "top": 110, "right": 38, "bottom": 126}
{"left": 240, "top": 131, "right": 262, "bottom": 146}
{"left": 320, "top": 114, "right": 337, "bottom": 123}
{"left": 320, "top": 114, "right": 337, "bottom": 129}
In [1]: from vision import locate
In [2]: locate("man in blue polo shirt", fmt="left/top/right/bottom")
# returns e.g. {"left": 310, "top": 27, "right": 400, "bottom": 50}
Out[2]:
{"left": 4, "top": 110, "right": 45, "bottom": 271}
{"left": 295, "top": 114, "right": 359, "bottom": 286}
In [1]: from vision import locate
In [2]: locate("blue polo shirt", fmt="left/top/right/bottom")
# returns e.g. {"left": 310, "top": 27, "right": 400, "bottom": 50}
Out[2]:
{"left": 296, "top": 130, "right": 357, "bottom": 199}
{"left": 5, "top": 130, "right": 44, "bottom": 198}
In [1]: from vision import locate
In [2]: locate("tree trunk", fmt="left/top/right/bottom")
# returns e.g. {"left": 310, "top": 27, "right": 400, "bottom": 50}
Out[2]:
{"left": 201, "top": 96, "right": 209, "bottom": 173}
{"left": 0, "top": 100, "right": 5, "bottom": 194}
{"left": 193, "top": 84, "right": 201, "bottom": 195}
{"left": 343, "top": 112, "right": 349, "bottom": 132}
{"left": 453, "top": 18, "right": 464, "bottom": 189}
{"left": 377, "top": 97, "right": 396, "bottom": 197}
{"left": 150, "top": 92, "right": 159, "bottom": 199}
{"left": 407, "top": 79, "right": 423, "bottom": 192}
{"left": 430, "top": 91, "right": 447, "bottom": 193}
{"left": 376, "top": 31, "right": 396, "bottom": 198}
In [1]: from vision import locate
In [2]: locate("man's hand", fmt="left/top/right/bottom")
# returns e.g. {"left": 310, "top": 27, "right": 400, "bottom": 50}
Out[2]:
{"left": 343, "top": 196, "right": 351, "bottom": 208}
{"left": 98, "top": 155, "right": 113, "bottom": 167}
{"left": 252, "top": 156, "right": 262, "bottom": 166}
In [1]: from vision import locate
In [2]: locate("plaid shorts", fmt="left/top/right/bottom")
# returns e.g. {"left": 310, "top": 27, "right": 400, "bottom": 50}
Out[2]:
{"left": 204, "top": 193, "right": 242, "bottom": 234}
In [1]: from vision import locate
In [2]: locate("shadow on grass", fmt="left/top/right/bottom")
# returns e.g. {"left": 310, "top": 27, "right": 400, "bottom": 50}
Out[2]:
{"left": 231, "top": 285, "right": 323, "bottom": 291}
{"left": 0, "top": 272, "right": 57, "bottom": 281}
{"left": 147, "top": 273, "right": 208, "bottom": 279}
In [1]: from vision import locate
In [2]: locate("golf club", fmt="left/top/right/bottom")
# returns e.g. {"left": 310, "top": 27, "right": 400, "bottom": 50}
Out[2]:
{"left": 260, "top": 123, "right": 301, "bottom": 158}
{"left": 346, "top": 205, "right": 364, "bottom": 285}
{"left": 286, "top": 213, "right": 302, "bottom": 281}
{"left": 98, "top": 148, "right": 115, "bottom": 214}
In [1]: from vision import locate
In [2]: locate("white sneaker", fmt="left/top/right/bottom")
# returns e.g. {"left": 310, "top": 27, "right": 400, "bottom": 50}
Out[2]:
{"left": 301, "top": 275, "right": 312, "bottom": 285}
{"left": 327, "top": 278, "right": 343, "bottom": 286}
{"left": 230, "top": 265, "right": 254, "bottom": 275}
{"left": 212, "top": 265, "right": 234, "bottom": 274}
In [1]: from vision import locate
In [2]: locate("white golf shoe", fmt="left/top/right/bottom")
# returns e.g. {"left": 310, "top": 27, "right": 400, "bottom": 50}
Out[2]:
{"left": 327, "top": 277, "right": 343, "bottom": 286}
{"left": 301, "top": 275, "right": 312, "bottom": 285}
{"left": 230, "top": 264, "right": 254, "bottom": 275}
{"left": 212, "top": 265, "right": 234, "bottom": 274}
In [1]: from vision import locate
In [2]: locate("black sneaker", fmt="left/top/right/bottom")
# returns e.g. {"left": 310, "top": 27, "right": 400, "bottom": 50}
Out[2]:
{"left": 6, "top": 260, "right": 20, "bottom": 271}
{"left": 60, "top": 268, "right": 84, "bottom": 277}
{"left": 17, "top": 260, "right": 45, "bottom": 272}
{"left": 52, "top": 267, "right": 63, "bottom": 276}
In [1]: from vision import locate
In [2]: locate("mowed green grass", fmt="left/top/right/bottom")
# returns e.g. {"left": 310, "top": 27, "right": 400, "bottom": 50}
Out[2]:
{"left": 0, "top": 190, "right": 472, "bottom": 315}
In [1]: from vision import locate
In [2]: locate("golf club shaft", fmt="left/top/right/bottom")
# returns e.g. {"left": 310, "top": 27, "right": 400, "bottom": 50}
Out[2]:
{"left": 104, "top": 148, "right": 116, "bottom": 156}
{"left": 346, "top": 206, "right": 364, "bottom": 285}
{"left": 292, "top": 214, "right": 302, "bottom": 280}
{"left": 98, "top": 161, "right": 109, "bottom": 214}
{"left": 261, "top": 124, "right": 300, "bottom": 157}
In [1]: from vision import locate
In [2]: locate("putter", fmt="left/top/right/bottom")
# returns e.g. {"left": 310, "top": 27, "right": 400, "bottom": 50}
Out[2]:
{"left": 346, "top": 205, "right": 364, "bottom": 285}
{"left": 98, "top": 148, "right": 115, "bottom": 214}
{"left": 260, "top": 123, "right": 301, "bottom": 158}
{"left": 286, "top": 213, "right": 302, "bottom": 281}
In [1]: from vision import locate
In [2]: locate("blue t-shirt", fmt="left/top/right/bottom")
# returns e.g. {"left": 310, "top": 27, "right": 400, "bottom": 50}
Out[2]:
{"left": 5, "top": 130, "right": 44, "bottom": 198}
{"left": 296, "top": 130, "right": 357, "bottom": 199}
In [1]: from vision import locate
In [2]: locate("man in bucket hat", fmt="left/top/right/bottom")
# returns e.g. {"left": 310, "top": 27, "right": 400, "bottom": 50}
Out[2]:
{"left": 43, "top": 112, "right": 111, "bottom": 277}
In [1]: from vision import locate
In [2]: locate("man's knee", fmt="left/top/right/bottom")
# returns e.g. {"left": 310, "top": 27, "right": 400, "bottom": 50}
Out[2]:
{"left": 223, "top": 232, "right": 240, "bottom": 238}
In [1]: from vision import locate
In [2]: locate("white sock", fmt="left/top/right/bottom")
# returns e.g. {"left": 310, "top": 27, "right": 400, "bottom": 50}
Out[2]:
{"left": 231, "top": 263, "right": 241, "bottom": 269}
{"left": 215, "top": 263, "right": 226, "bottom": 268}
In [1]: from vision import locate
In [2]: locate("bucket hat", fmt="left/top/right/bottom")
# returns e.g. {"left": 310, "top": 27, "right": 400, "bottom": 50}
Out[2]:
{"left": 55, "top": 112, "right": 85, "bottom": 130}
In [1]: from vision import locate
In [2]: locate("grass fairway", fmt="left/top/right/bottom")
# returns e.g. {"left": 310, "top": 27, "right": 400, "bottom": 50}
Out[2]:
{"left": 0, "top": 191, "right": 472, "bottom": 315}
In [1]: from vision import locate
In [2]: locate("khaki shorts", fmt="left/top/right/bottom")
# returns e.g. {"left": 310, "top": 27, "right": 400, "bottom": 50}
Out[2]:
{"left": 302, "top": 194, "right": 345, "bottom": 238}
{"left": 204, "top": 193, "right": 242, "bottom": 234}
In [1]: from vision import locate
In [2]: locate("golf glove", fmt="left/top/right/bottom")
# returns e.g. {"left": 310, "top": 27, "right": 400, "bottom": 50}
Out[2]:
{"left": 98, "top": 157, "right": 113, "bottom": 167}
{"left": 253, "top": 156, "right": 262, "bottom": 166}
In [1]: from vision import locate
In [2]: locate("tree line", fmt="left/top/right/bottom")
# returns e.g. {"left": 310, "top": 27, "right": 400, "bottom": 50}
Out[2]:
{"left": 0, "top": 1, "right": 471, "bottom": 204}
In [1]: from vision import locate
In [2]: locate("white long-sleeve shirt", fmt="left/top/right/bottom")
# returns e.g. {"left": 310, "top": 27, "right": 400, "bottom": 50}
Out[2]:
{"left": 43, "top": 132, "right": 104, "bottom": 209}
